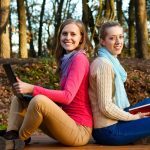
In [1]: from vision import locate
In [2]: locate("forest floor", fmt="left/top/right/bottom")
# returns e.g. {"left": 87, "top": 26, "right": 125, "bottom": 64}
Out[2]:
{"left": 0, "top": 58, "right": 150, "bottom": 128}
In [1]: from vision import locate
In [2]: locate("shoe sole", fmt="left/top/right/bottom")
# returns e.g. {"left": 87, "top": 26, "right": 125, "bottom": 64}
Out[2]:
{"left": 0, "top": 136, "right": 25, "bottom": 150}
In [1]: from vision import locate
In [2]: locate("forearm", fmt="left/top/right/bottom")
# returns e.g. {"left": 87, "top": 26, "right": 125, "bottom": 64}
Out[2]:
{"left": 33, "top": 54, "right": 89, "bottom": 104}
{"left": 96, "top": 60, "right": 139, "bottom": 121}
{"left": 33, "top": 86, "right": 71, "bottom": 104}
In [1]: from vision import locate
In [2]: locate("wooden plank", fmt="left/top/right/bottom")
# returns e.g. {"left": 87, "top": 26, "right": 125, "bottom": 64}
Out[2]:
{"left": 0, "top": 58, "right": 38, "bottom": 65}
{"left": 24, "top": 135, "right": 150, "bottom": 150}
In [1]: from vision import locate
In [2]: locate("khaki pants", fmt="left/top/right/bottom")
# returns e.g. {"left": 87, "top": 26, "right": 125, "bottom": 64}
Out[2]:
{"left": 7, "top": 95, "right": 92, "bottom": 146}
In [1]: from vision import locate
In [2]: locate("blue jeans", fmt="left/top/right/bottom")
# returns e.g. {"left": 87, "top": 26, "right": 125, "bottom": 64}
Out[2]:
{"left": 92, "top": 98, "right": 150, "bottom": 145}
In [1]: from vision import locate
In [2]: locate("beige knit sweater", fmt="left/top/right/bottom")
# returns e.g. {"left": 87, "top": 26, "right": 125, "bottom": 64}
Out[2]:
{"left": 89, "top": 57, "right": 139, "bottom": 129}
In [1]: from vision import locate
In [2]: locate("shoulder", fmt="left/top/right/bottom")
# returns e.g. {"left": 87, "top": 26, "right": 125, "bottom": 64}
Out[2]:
{"left": 91, "top": 57, "right": 112, "bottom": 69}
{"left": 90, "top": 57, "right": 113, "bottom": 75}
{"left": 74, "top": 52, "right": 88, "bottom": 60}
{"left": 72, "top": 52, "right": 89, "bottom": 65}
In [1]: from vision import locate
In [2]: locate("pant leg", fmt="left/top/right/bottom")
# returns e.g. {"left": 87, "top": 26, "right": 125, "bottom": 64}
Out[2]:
{"left": 93, "top": 118, "right": 150, "bottom": 145}
{"left": 93, "top": 98, "right": 150, "bottom": 145}
{"left": 7, "top": 96, "right": 27, "bottom": 131}
{"left": 39, "top": 123, "right": 55, "bottom": 139}
{"left": 19, "top": 95, "right": 92, "bottom": 146}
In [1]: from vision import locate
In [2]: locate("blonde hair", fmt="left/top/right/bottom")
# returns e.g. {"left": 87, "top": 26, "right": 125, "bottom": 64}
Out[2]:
{"left": 99, "top": 21, "right": 122, "bottom": 40}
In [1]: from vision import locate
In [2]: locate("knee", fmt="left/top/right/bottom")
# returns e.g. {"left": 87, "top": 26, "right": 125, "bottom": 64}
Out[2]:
{"left": 10, "top": 95, "right": 22, "bottom": 106}
{"left": 28, "top": 95, "right": 50, "bottom": 110}
{"left": 10, "top": 95, "right": 19, "bottom": 102}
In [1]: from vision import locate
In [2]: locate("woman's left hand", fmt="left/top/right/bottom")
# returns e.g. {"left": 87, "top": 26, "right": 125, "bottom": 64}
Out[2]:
{"left": 138, "top": 112, "right": 150, "bottom": 118}
{"left": 13, "top": 77, "right": 34, "bottom": 94}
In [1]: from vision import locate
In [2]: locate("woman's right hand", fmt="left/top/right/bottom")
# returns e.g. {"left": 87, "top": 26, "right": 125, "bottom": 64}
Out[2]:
{"left": 13, "top": 77, "right": 34, "bottom": 94}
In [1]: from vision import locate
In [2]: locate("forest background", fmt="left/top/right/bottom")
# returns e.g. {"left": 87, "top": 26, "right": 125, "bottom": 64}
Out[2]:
{"left": 0, "top": 0, "right": 150, "bottom": 129}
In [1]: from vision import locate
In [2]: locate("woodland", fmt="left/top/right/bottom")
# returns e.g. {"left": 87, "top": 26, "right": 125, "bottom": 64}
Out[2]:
{"left": 0, "top": 0, "right": 150, "bottom": 128}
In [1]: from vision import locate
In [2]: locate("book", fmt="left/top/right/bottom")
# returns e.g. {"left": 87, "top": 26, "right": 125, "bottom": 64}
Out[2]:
{"left": 129, "top": 103, "right": 150, "bottom": 115}
{"left": 3, "top": 64, "right": 33, "bottom": 101}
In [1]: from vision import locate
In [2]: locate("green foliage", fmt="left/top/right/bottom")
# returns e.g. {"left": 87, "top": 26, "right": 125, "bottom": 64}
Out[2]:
{"left": 131, "top": 76, "right": 140, "bottom": 81}
{"left": 0, "top": 125, "right": 7, "bottom": 130}
{"left": 0, "top": 114, "right": 7, "bottom": 130}
{"left": 15, "top": 57, "right": 60, "bottom": 90}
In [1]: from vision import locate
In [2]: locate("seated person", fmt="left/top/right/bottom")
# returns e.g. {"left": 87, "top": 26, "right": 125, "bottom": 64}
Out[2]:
{"left": 89, "top": 21, "right": 150, "bottom": 145}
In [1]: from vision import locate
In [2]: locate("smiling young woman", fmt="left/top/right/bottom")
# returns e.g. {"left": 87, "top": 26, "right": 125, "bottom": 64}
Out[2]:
{"left": 0, "top": 19, "right": 93, "bottom": 150}
{"left": 89, "top": 21, "right": 150, "bottom": 146}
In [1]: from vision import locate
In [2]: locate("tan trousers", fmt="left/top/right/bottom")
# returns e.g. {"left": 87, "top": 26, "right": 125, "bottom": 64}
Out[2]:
{"left": 7, "top": 95, "right": 92, "bottom": 146}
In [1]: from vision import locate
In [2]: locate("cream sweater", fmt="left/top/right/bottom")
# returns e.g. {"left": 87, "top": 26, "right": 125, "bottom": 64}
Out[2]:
{"left": 89, "top": 57, "right": 139, "bottom": 128}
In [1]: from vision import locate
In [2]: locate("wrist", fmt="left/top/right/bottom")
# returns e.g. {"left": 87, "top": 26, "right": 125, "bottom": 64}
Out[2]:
{"left": 28, "top": 84, "right": 34, "bottom": 94}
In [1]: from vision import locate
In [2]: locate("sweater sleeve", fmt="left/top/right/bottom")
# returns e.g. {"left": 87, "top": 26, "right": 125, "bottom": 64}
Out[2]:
{"left": 33, "top": 54, "right": 89, "bottom": 105}
{"left": 96, "top": 59, "right": 139, "bottom": 121}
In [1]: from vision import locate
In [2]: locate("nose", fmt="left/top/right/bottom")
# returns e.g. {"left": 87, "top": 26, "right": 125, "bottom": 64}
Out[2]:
{"left": 115, "top": 37, "right": 120, "bottom": 44}
{"left": 65, "top": 34, "right": 71, "bottom": 40}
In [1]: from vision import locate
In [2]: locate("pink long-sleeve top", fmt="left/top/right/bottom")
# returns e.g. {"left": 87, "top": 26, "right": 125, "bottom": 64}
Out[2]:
{"left": 33, "top": 53, "right": 93, "bottom": 127}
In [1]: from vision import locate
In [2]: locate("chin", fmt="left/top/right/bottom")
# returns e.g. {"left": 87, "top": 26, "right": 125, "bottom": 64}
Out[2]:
{"left": 115, "top": 50, "right": 122, "bottom": 55}
{"left": 66, "top": 50, "right": 74, "bottom": 53}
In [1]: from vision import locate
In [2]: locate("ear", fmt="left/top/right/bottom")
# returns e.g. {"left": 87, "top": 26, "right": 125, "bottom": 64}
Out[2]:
{"left": 79, "top": 37, "right": 83, "bottom": 44}
{"left": 100, "top": 39, "right": 105, "bottom": 46}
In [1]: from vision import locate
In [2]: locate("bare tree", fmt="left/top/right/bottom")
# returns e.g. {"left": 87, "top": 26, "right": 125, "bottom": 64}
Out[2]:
{"left": 135, "top": 0, "right": 149, "bottom": 59}
{"left": 25, "top": 0, "right": 36, "bottom": 57}
{"left": 116, "top": 0, "right": 123, "bottom": 25}
{"left": 0, "top": 0, "right": 10, "bottom": 58}
{"left": 17, "top": 0, "right": 28, "bottom": 58}
{"left": 104, "top": 0, "right": 115, "bottom": 20}
{"left": 128, "top": 0, "right": 135, "bottom": 57}
{"left": 82, "top": 0, "right": 89, "bottom": 31}
{"left": 9, "top": 6, "right": 12, "bottom": 56}
{"left": 38, "top": 0, "right": 46, "bottom": 57}
{"left": 51, "top": 0, "right": 64, "bottom": 54}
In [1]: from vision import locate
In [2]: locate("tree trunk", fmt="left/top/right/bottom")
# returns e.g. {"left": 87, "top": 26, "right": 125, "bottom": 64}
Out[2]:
{"left": 52, "top": 0, "right": 64, "bottom": 55}
{"left": 104, "top": 0, "right": 115, "bottom": 20}
{"left": 9, "top": 6, "right": 13, "bottom": 56}
{"left": 82, "top": 0, "right": 89, "bottom": 31}
{"left": 25, "top": 0, "right": 36, "bottom": 57}
{"left": 82, "top": 0, "right": 98, "bottom": 56}
{"left": 17, "top": 0, "right": 28, "bottom": 58}
{"left": 38, "top": 0, "right": 46, "bottom": 57}
{"left": 128, "top": 0, "right": 136, "bottom": 57}
{"left": 135, "top": 0, "right": 149, "bottom": 59}
{"left": 0, "top": 0, "right": 10, "bottom": 58}
{"left": 116, "top": 0, "right": 123, "bottom": 25}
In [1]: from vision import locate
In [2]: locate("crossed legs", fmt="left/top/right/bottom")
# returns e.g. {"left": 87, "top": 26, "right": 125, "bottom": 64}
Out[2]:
{"left": 7, "top": 95, "right": 92, "bottom": 146}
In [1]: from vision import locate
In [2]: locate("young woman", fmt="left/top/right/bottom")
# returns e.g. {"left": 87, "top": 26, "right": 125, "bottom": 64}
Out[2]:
{"left": 89, "top": 21, "right": 150, "bottom": 145}
{"left": 0, "top": 19, "right": 93, "bottom": 149}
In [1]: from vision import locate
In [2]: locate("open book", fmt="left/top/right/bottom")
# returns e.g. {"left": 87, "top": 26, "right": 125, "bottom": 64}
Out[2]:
{"left": 129, "top": 103, "right": 150, "bottom": 115}
{"left": 3, "top": 64, "right": 33, "bottom": 101}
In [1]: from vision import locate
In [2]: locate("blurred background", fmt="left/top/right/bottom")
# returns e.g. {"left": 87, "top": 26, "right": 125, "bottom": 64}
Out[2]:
{"left": 0, "top": 0, "right": 150, "bottom": 59}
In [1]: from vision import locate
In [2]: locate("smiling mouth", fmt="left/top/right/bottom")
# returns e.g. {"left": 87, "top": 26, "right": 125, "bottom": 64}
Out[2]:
{"left": 115, "top": 45, "right": 122, "bottom": 48}
{"left": 64, "top": 42, "right": 72, "bottom": 45}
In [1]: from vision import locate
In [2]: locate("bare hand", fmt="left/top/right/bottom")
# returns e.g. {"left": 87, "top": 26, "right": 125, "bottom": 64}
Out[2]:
{"left": 13, "top": 77, "right": 34, "bottom": 94}
{"left": 136, "top": 112, "right": 150, "bottom": 119}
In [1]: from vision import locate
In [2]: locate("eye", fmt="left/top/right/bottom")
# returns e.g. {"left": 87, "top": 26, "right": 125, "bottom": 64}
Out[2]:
{"left": 71, "top": 33, "right": 76, "bottom": 36}
{"left": 119, "top": 35, "right": 124, "bottom": 39}
{"left": 62, "top": 32, "right": 67, "bottom": 36}
{"left": 109, "top": 37, "right": 115, "bottom": 40}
